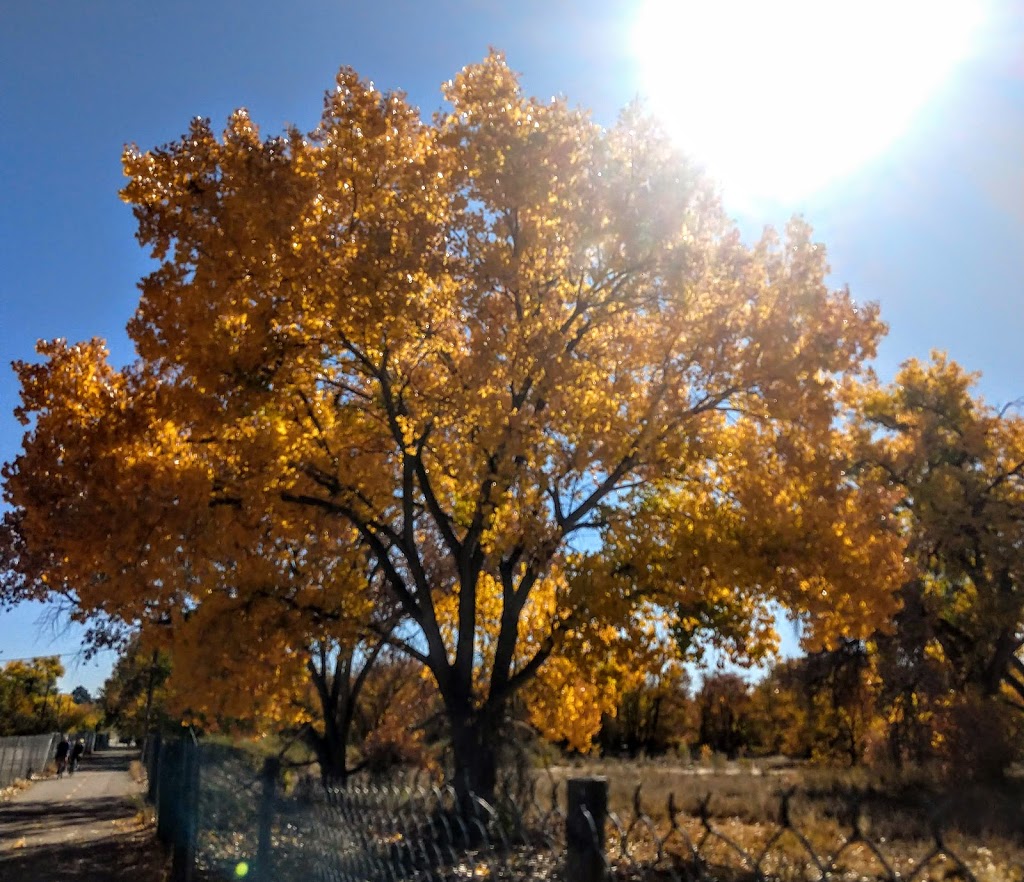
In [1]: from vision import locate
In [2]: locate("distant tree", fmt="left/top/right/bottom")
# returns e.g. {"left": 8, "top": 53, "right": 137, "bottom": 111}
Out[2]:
{"left": 70, "top": 686, "right": 92, "bottom": 705}
{"left": 0, "top": 656, "right": 77, "bottom": 735}
{"left": 787, "top": 642, "right": 878, "bottom": 766}
{"left": 99, "top": 640, "right": 174, "bottom": 740}
{"left": 853, "top": 356, "right": 1024, "bottom": 777}
{"left": 855, "top": 355, "right": 1024, "bottom": 705}
{"left": 284, "top": 637, "right": 429, "bottom": 782}
{"left": 748, "top": 662, "right": 811, "bottom": 758}
{"left": 0, "top": 663, "right": 100, "bottom": 737}
{"left": 742, "top": 361, "right": 1024, "bottom": 776}
{"left": 57, "top": 694, "right": 102, "bottom": 734}
{"left": 695, "top": 673, "right": 755, "bottom": 758}
{"left": 599, "top": 662, "right": 692, "bottom": 757}
{"left": 350, "top": 647, "right": 440, "bottom": 775}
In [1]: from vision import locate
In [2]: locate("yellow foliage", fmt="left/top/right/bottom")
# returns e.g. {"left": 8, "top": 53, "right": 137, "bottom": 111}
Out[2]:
{"left": 3, "top": 53, "right": 907, "bottom": 769}
{"left": 854, "top": 354, "right": 1024, "bottom": 711}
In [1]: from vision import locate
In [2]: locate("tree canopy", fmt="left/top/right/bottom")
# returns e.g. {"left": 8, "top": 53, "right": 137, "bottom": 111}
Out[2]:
{"left": 0, "top": 657, "right": 99, "bottom": 736}
{"left": 856, "top": 355, "right": 1024, "bottom": 704}
{"left": 1, "top": 52, "right": 907, "bottom": 792}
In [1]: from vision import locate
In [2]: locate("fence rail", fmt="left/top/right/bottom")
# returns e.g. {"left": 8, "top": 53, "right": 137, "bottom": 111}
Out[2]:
{"left": 0, "top": 732, "right": 59, "bottom": 788}
{"left": 147, "top": 736, "right": 1024, "bottom": 882}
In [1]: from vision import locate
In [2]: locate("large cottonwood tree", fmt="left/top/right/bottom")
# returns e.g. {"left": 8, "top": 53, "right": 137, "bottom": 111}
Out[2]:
{"left": 2, "top": 53, "right": 906, "bottom": 796}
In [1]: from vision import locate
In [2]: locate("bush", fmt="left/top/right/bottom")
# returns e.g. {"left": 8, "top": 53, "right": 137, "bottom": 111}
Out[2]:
{"left": 933, "top": 692, "right": 1021, "bottom": 783}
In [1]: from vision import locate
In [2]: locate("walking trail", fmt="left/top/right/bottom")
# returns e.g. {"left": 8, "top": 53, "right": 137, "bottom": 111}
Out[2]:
{"left": 0, "top": 746, "right": 166, "bottom": 881}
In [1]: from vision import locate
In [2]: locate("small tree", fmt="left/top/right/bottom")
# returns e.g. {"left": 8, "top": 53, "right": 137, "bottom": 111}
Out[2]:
{"left": 599, "top": 662, "right": 691, "bottom": 757}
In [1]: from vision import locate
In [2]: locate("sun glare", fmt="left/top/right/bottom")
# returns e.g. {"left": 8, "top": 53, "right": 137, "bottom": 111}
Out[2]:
{"left": 632, "top": 0, "right": 987, "bottom": 206}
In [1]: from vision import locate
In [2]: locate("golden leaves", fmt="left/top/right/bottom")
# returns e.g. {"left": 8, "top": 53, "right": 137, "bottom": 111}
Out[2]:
{"left": 851, "top": 354, "right": 1024, "bottom": 700}
{"left": 6, "top": 53, "right": 920, "bottom": 747}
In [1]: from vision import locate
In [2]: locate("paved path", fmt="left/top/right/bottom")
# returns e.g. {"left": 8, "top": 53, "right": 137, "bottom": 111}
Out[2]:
{"left": 0, "top": 747, "right": 165, "bottom": 881}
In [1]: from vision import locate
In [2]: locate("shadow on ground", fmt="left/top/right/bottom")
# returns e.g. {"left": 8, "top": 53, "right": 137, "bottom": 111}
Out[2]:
{"left": 0, "top": 794, "right": 139, "bottom": 842}
{"left": 0, "top": 825, "right": 169, "bottom": 882}
{"left": 68, "top": 748, "right": 136, "bottom": 774}
{"left": 0, "top": 749, "right": 165, "bottom": 881}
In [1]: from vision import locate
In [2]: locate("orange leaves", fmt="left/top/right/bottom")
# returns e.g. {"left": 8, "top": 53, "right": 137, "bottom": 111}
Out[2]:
{"left": 5, "top": 54, "right": 916, "bottom": 763}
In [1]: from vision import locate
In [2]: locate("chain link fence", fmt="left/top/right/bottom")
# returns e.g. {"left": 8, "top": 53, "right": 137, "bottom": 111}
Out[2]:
{"left": 0, "top": 732, "right": 59, "bottom": 787}
{"left": 147, "top": 736, "right": 1024, "bottom": 882}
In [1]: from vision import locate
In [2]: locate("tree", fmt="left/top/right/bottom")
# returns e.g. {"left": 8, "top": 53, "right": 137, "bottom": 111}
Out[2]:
{"left": 295, "top": 635, "right": 418, "bottom": 782}
{"left": 3, "top": 53, "right": 906, "bottom": 798}
{"left": 781, "top": 642, "right": 879, "bottom": 765}
{"left": 748, "top": 661, "right": 813, "bottom": 758}
{"left": 0, "top": 657, "right": 98, "bottom": 735}
{"left": 99, "top": 639, "right": 174, "bottom": 741}
{"left": 70, "top": 686, "right": 93, "bottom": 705}
{"left": 350, "top": 647, "right": 440, "bottom": 774}
{"left": 850, "top": 355, "right": 1024, "bottom": 775}
{"left": 695, "top": 673, "right": 754, "bottom": 758}
{"left": 857, "top": 355, "right": 1024, "bottom": 701}
{"left": 598, "top": 661, "right": 692, "bottom": 757}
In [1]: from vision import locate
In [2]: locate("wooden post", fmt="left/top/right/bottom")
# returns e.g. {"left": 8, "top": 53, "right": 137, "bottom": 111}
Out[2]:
{"left": 567, "top": 777, "right": 608, "bottom": 882}
{"left": 256, "top": 756, "right": 280, "bottom": 882}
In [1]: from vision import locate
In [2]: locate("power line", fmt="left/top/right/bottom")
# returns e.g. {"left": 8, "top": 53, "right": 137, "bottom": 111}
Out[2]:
{"left": 0, "top": 648, "right": 118, "bottom": 664}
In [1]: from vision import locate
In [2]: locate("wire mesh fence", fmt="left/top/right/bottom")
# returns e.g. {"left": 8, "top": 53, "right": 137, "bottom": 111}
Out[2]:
{"left": 0, "top": 732, "right": 59, "bottom": 787}
{"left": 148, "top": 735, "right": 1024, "bottom": 882}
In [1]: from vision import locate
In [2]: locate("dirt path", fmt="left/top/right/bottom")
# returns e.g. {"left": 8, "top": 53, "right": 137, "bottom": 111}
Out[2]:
{"left": 0, "top": 746, "right": 168, "bottom": 881}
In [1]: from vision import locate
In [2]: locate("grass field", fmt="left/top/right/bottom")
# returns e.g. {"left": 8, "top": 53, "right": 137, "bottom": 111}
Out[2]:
{"left": 536, "top": 755, "right": 1024, "bottom": 880}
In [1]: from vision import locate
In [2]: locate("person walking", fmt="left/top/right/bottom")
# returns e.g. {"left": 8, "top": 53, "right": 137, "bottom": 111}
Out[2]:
{"left": 69, "top": 739, "right": 85, "bottom": 775}
{"left": 54, "top": 736, "right": 70, "bottom": 778}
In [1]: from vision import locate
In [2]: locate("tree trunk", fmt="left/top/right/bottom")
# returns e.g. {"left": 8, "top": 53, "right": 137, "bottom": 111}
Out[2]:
{"left": 142, "top": 649, "right": 160, "bottom": 735}
{"left": 307, "top": 722, "right": 352, "bottom": 786}
{"left": 450, "top": 708, "right": 500, "bottom": 807}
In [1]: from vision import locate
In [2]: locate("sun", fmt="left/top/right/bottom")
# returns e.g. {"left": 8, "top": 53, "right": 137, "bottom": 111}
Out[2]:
{"left": 631, "top": 0, "right": 987, "bottom": 206}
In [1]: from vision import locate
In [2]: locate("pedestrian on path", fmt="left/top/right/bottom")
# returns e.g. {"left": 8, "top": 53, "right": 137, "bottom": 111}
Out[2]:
{"left": 54, "top": 736, "right": 70, "bottom": 778}
{"left": 69, "top": 739, "right": 84, "bottom": 775}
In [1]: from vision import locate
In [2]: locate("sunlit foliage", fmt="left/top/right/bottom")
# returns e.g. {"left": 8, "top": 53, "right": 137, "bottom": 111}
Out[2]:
{"left": 0, "top": 657, "right": 98, "bottom": 736}
{"left": 2, "top": 53, "right": 906, "bottom": 791}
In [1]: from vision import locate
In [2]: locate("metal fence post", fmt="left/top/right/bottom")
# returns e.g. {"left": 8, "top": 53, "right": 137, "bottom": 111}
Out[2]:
{"left": 172, "top": 736, "right": 200, "bottom": 882}
{"left": 567, "top": 777, "right": 608, "bottom": 882}
{"left": 256, "top": 756, "right": 280, "bottom": 882}
{"left": 157, "top": 738, "right": 179, "bottom": 846}
{"left": 147, "top": 732, "right": 162, "bottom": 804}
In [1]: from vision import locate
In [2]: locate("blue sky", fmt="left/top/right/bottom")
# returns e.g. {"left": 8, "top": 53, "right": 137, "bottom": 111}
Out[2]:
{"left": 1, "top": 1, "right": 1021, "bottom": 694}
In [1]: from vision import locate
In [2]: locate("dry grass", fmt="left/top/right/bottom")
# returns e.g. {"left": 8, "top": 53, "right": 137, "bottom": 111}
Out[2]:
{"left": 0, "top": 762, "right": 56, "bottom": 803}
{"left": 533, "top": 756, "right": 1024, "bottom": 881}
{"left": 129, "top": 759, "right": 147, "bottom": 785}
